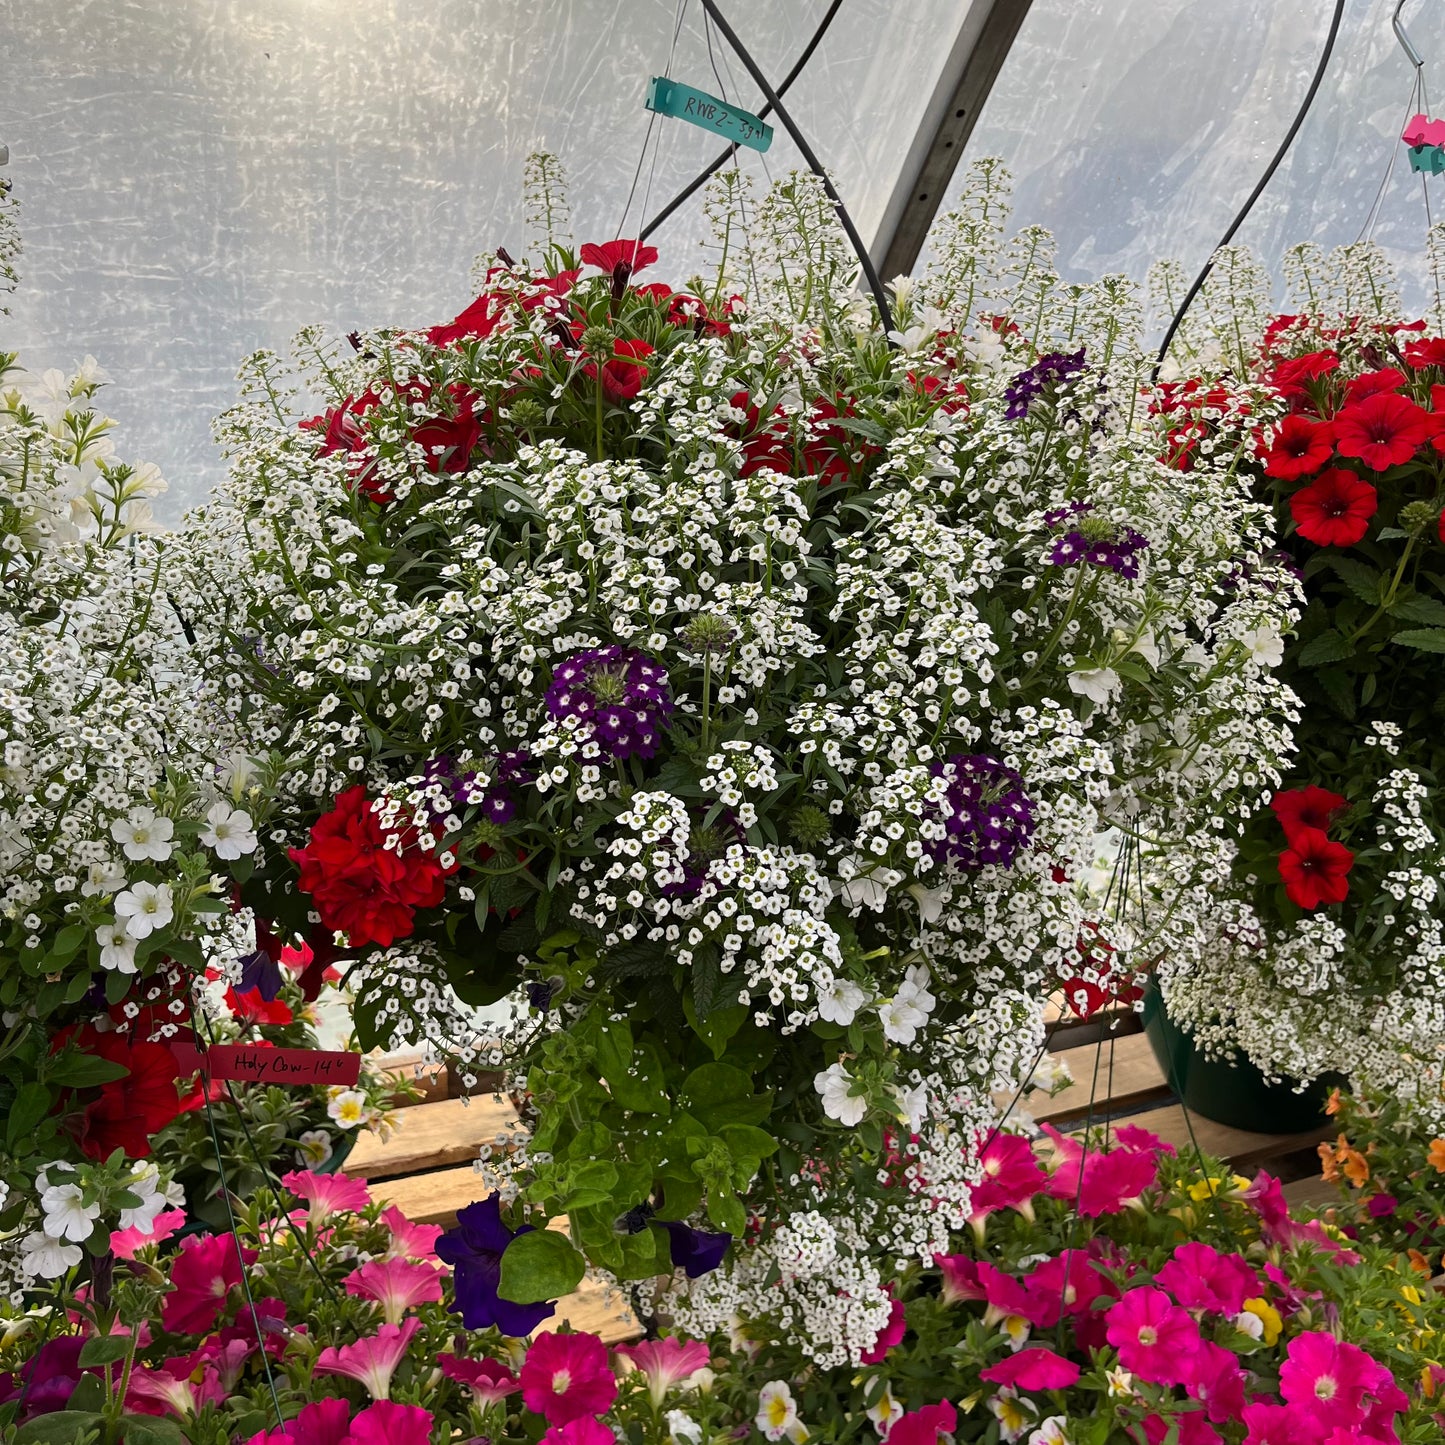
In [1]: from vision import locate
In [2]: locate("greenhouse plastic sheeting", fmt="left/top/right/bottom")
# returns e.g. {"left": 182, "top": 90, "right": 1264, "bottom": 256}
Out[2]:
{"left": 0, "top": 0, "right": 963, "bottom": 509}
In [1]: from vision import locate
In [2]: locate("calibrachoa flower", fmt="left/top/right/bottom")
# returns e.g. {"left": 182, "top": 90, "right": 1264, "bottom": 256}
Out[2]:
{"left": 543, "top": 646, "right": 675, "bottom": 761}
{"left": 519, "top": 1330, "right": 618, "bottom": 1426}
{"left": 756, "top": 1380, "right": 806, "bottom": 1443}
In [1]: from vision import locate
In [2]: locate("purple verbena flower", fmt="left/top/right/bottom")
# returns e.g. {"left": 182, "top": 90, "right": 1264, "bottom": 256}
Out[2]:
{"left": 928, "top": 754, "right": 1037, "bottom": 871}
{"left": 435, "top": 1196, "right": 556, "bottom": 1336}
{"left": 544, "top": 646, "right": 675, "bottom": 761}
{"left": 1003, "top": 348, "right": 1087, "bottom": 419}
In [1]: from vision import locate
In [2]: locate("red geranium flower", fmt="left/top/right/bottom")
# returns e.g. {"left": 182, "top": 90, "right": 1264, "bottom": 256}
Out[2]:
{"left": 1270, "top": 785, "right": 1348, "bottom": 841}
{"left": 289, "top": 786, "right": 452, "bottom": 948}
{"left": 1290, "top": 468, "right": 1377, "bottom": 547}
{"left": 1278, "top": 828, "right": 1353, "bottom": 909}
{"left": 1333, "top": 391, "right": 1438, "bottom": 470}
{"left": 1404, "top": 337, "right": 1445, "bottom": 369}
{"left": 1344, "top": 367, "right": 1406, "bottom": 402}
{"left": 578, "top": 239, "right": 658, "bottom": 276}
{"left": 1262, "top": 414, "right": 1334, "bottom": 480}
{"left": 1269, "top": 350, "right": 1339, "bottom": 400}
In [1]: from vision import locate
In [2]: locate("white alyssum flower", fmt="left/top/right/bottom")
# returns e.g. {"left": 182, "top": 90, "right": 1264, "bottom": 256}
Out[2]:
{"left": 813, "top": 1062, "right": 866, "bottom": 1126}
{"left": 756, "top": 1381, "right": 806, "bottom": 1443}
{"left": 198, "top": 800, "right": 258, "bottom": 860}
{"left": 95, "top": 919, "right": 138, "bottom": 974}
{"left": 110, "top": 806, "right": 175, "bottom": 862}
{"left": 113, "top": 881, "right": 174, "bottom": 939}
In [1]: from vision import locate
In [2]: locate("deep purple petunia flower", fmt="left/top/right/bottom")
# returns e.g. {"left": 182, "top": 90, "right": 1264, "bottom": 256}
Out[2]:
{"left": 0, "top": 1337, "right": 94, "bottom": 1418}
{"left": 660, "top": 1220, "right": 732, "bottom": 1278}
{"left": 237, "top": 948, "right": 284, "bottom": 1002}
{"left": 928, "top": 754, "right": 1037, "bottom": 871}
{"left": 435, "top": 1197, "right": 557, "bottom": 1336}
{"left": 544, "top": 646, "right": 675, "bottom": 761}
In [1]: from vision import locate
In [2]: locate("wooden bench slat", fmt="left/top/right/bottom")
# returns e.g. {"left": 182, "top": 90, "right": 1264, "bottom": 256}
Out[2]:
{"left": 347, "top": 1095, "right": 523, "bottom": 1180}
{"left": 1037, "top": 1032, "right": 1170, "bottom": 1126}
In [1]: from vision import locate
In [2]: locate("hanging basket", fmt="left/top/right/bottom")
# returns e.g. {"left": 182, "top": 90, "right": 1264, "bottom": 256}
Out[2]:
{"left": 1141, "top": 985, "right": 1336, "bottom": 1135}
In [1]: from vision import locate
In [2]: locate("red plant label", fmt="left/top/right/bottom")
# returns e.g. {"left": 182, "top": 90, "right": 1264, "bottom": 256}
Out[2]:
{"left": 205, "top": 1044, "right": 361, "bottom": 1087}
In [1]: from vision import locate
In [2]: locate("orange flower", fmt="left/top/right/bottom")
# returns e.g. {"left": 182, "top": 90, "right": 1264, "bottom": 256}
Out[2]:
{"left": 1428, "top": 1138, "right": 1445, "bottom": 1173}
{"left": 1318, "top": 1139, "right": 1342, "bottom": 1183}
{"left": 1325, "top": 1087, "right": 1344, "bottom": 1116}
{"left": 1409, "top": 1248, "right": 1433, "bottom": 1277}
{"left": 1341, "top": 1145, "right": 1370, "bottom": 1187}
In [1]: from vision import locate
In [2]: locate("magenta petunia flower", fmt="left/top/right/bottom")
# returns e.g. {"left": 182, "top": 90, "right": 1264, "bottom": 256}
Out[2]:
{"left": 347, "top": 1401, "right": 435, "bottom": 1445}
{"left": 979, "top": 1346, "right": 1081, "bottom": 1391}
{"left": 935, "top": 1254, "right": 985, "bottom": 1305}
{"left": 343, "top": 1257, "right": 444, "bottom": 1325}
{"left": 161, "top": 1232, "right": 258, "bottom": 1335}
{"left": 1278, "top": 1331, "right": 1385, "bottom": 1428}
{"left": 241, "top": 1396, "right": 352, "bottom": 1445}
{"left": 281, "top": 1170, "right": 372, "bottom": 1226}
{"left": 1104, "top": 1287, "right": 1202, "bottom": 1386}
{"left": 886, "top": 1400, "right": 956, "bottom": 1445}
{"left": 1183, "top": 1340, "right": 1248, "bottom": 1424}
{"left": 541, "top": 1420, "right": 617, "bottom": 1445}
{"left": 616, "top": 1336, "right": 712, "bottom": 1408}
{"left": 968, "top": 1132, "right": 1048, "bottom": 1232}
{"left": 519, "top": 1331, "right": 618, "bottom": 1426}
{"left": 315, "top": 1318, "right": 421, "bottom": 1401}
{"left": 1155, "top": 1242, "right": 1261, "bottom": 1316}
{"left": 439, "top": 1353, "right": 522, "bottom": 1409}
{"left": 1042, "top": 1124, "right": 1162, "bottom": 1216}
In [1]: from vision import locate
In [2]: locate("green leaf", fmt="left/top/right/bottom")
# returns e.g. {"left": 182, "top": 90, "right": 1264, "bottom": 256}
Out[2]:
{"left": 717, "top": 1122, "right": 778, "bottom": 1162}
{"left": 78, "top": 1334, "right": 133, "bottom": 1367}
{"left": 497, "top": 1228, "right": 586, "bottom": 1304}
{"left": 1323, "top": 555, "right": 1384, "bottom": 605}
{"left": 1391, "top": 627, "right": 1445, "bottom": 653}
{"left": 49, "top": 923, "right": 88, "bottom": 961}
{"left": 1315, "top": 668, "right": 1356, "bottom": 722}
{"left": 46, "top": 1052, "right": 130, "bottom": 1089}
{"left": 1295, "top": 629, "right": 1354, "bottom": 667}
{"left": 1390, "top": 594, "right": 1445, "bottom": 626}
{"left": 15, "top": 1412, "right": 103, "bottom": 1445}
{"left": 6, "top": 1081, "right": 53, "bottom": 1147}
{"left": 680, "top": 1063, "right": 770, "bottom": 1131}
{"left": 121, "top": 1418, "right": 189, "bottom": 1445}
{"left": 691, "top": 944, "right": 722, "bottom": 1020}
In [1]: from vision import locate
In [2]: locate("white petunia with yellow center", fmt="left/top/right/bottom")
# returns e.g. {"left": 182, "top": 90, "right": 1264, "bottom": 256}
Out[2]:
{"left": 756, "top": 1381, "right": 806, "bottom": 1443}
{"left": 327, "top": 1089, "right": 368, "bottom": 1129}
{"left": 113, "top": 881, "right": 174, "bottom": 940}
{"left": 110, "top": 806, "right": 174, "bottom": 863}
{"left": 199, "top": 801, "right": 258, "bottom": 860}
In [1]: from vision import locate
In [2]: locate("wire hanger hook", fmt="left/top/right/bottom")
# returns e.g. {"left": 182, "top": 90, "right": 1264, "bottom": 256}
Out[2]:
{"left": 1395, "top": 0, "right": 1425, "bottom": 71}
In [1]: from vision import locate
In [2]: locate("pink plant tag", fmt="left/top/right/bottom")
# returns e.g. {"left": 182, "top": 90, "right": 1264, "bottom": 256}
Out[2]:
{"left": 205, "top": 1044, "right": 361, "bottom": 1087}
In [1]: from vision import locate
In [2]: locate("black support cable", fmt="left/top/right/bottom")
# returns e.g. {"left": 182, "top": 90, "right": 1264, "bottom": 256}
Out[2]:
{"left": 696, "top": 0, "right": 897, "bottom": 339}
{"left": 640, "top": 0, "right": 844, "bottom": 242}
{"left": 1152, "top": 0, "right": 1347, "bottom": 381}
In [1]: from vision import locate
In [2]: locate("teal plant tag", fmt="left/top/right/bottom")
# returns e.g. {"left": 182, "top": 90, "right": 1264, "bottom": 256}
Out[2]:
{"left": 646, "top": 76, "right": 773, "bottom": 153}
{"left": 1408, "top": 143, "right": 1445, "bottom": 175}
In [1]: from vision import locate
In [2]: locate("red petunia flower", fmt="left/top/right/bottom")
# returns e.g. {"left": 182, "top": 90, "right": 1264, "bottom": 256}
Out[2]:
{"left": 581, "top": 338, "right": 654, "bottom": 403}
{"left": 578, "top": 239, "right": 658, "bottom": 276}
{"left": 1290, "top": 468, "right": 1377, "bottom": 547}
{"left": 728, "top": 390, "right": 793, "bottom": 476}
{"left": 427, "top": 293, "right": 506, "bottom": 347}
{"left": 289, "top": 786, "right": 452, "bottom": 949}
{"left": 1278, "top": 828, "right": 1354, "bottom": 910}
{"left": 223, "top": 987, "right": 295, "bottom": 1027}
{"left": 1333, "top": 391, "right": 1439, "bottom": 470}
{"left": 1270, "top": 786, "right": 1348, "bottom": 842}
{"left": 1344, "top": 367, "right": 1406, "bottom": 402}
{"left": 57, "top": 1026, "right": 187, "bottom": 1161}
{"left": 302, "top": 391, "right": 390, "bottom": 503}
{"left": 803, "top": 396, "right": 877, "bottom": 486}
{"left": 1404, "top": 337, "right": 1445, "bottom": 369}
{"left": 1262, "top": 414, "right": 1334, "bottom": 480}
{"left": 1269, "top": 350, "right": 1339, "bottom": 400}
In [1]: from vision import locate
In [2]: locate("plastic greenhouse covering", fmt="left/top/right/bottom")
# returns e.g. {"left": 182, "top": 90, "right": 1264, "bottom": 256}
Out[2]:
{"left": 3, "top": 0, "right": 1444, "bottom": 508}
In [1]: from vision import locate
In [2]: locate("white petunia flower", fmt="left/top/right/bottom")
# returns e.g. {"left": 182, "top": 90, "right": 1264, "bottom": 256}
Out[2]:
{"left": 895, "top": 1082, "right": 929, "bottom": 1131}
{"left": 907, "top": 883, "right": 948, "bottom": 924}
{"left": 666, "top": 1412, "right": 703, "bottom": 1445}
{"left": 1067, "top": 667, "right": 1121, "bottom": 706}
{"left": 113, "top": 881, "right": 174, "bottom": 939}
{"left": 19, "top": 1231, "right": 83, "bottom": 1280}
{"left": 814, "top": 1063, "right": 867, "bottom": 1126}
{"left": 39, "top": 1183, "right": 100, "bottom": 1243}
{"left": 198, "top": 801, "right": 258, "bottom": 860}
{"left": 817, "top": 978, "right": 867, "bottom": 1027}
{"left": 110, "top": 807, "right": 174, "bottom": 863}
{"left": 95, "top": 920, "right": 138, "bottom": 974}
{"left": 877, "top": 994, "right": 928, "bottom": 1045}
{"left": 116, "top": 1162, "right": 169, "bottom": 1233}
{"left": 80, "top": 858, "right": 126, "bottom": 898}
{"left": 1237, "top": 626, "right": 1284, "bottom": 668}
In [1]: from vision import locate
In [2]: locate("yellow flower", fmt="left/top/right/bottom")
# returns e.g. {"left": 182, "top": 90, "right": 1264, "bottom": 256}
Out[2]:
{"left": 1241, "top": 1297, "right": 1283, "bottom": 1347}
{"left": 1188, "top": 1174, "right": 1250, "bottom": 1202}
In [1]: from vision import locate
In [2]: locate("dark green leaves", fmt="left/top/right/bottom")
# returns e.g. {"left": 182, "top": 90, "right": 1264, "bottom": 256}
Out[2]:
{"left": 498, "top": 1228, "right": 585, "bottom": 1304}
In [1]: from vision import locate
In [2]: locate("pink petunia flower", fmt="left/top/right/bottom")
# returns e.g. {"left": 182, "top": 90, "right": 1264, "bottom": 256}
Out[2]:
{"left": 1278, "top": 1331, "right": 1382, "bottom": 1428}
{"left": 380, "top": 1204, "right": 443, "bottom": 1261}
{"left": 968, "top": 1132, "right": 1048, "bottom": 1232}
{"left": 935, "top": 1254, "right": 984, "bottom": 1305}
{"left": 541, "top": 1419, "right": 617, "bottom": 1445}
{"left": 1244, "top": 1173, "right": 1360, "bottom": 1262}
{"left": 616, "top": 1336, "right": 712, "bottom": 1407}
{"left": 1104, "top": 1287, "right": 1202, "bottom": 1386}
{"left": 242, "top": 1396, "right": 351, "bottom": 1445}
{"left": 1141, "top": 1413, "right": 1223, "bottom": 1445}
{"left": 860, "top": 1292, "right": 907, "bottom": 1364}
{"left": 520, "top": 1331, "right": 618, "bottom": 1426}
{"left": 343, "top": 1258, "right": 443, "bottom": 1325}
{"left": 887, "top": 1400, "right": 956, "bottom": 1445}
{"left": 1041, "top": 1125, "right": 1161, "bottom": 1217}
{"left": 125, "top": 1356, "right": 227, "bottom": 1419}
{"left": 1155, "top": 1243, "right": 1262, "bottom": 1315}
{"left": 314, "top": 1318, "right": 420, "bottom": 1401}
{"left": 1184, "top": 1341, "right": 1248, "bottom": 1424}
{"left": 439, "top": 1353, "right": 522, "bottom": 1409}
{"left": 111, "top": 1208, "right": 187, "bottom": 1260}
{"left": 162, "top": 1232, "right": 258, "bottom": 1334}
{"left": 347, "top": 1401, "right": 434, "bottom": 1445}
{"left": 281, "top": 1170, "right": 372, "bottom": 1226}
{"left": 979, "top": 1346, "right": 1080, "bottom": 1391}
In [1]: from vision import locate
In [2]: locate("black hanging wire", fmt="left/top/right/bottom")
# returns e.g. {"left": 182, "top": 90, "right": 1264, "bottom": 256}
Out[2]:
{"left": 694, "top": 0, "right": 896, "bottom": 338}
{"left": 1152, "top": 0, "right": 1348, "bottom": 381}
{"left": 640, "top": 0, "right": 844, "bottom": 242}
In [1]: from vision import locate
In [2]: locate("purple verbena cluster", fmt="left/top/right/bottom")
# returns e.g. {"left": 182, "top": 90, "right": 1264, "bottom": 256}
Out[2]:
{"left": 422, "top": 752, "right": 526, "bottom": 825}
{"left": 545, "top": 645, "right": 675, "bottom": 761}
{"left": 1003, "top": 348, "right": 1087, "bottom": 419}
{"left": 928, "top": 754, "right": 1037, "bottom": 871}
{"left": 1048, "top": 525, "right": 1150, "bottom": 580}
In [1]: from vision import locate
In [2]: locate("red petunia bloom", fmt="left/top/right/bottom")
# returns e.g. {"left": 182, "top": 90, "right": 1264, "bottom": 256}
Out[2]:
{"left": 803, "top": 396, "right": 876, "bottom": 486}
{"left": 579, "top": 338, "right": 654, "bottom": 403}
{"left": 1404, "top": 336, "right": 1445, "bottom": 369}
{"left": 427, "top": 293, "right": 506, "bottom": 347}
{"left": 1270, "top": 785, "right": 1348, "bottom": 841}
{"left": 1333, "top": 391, "right": 1439, "bottom": 470}
{"left": 1344, "top": 367, "right": 1406, "bottom": 402}
{"left": 57, "top": 1025, "right": 187, "bottom": 1161}
{"left": 578, "top": 239, "right": 658, "bottom": 276}
{"left": 911, "top": 372, "right": 970, "bottom": 415}
{"left": 1269, "top": 350, "right": 1339, "bottom": 400}
{"left": 302, "top": 391, "right": 389, "bottom": 503}
{"left": 289, "top": 786, "right": 452, "bottom": 948}
{"left": 408, "top": 383, "right": 482, "bottom": 475}
{"left": 1278, "top": 828, "right": 1353, "bottom": 909}
{"left": 729, "top": 390, "right": 793, "bottom": 476}
{"left": 1262, "top": 414, "right": 1334, "bottom": 480}
{"left": 223, "top": 987, "right": 295, "bottom": 1027}
{"left": 1290, "top": 468, "right": 1377, "bottom": 547}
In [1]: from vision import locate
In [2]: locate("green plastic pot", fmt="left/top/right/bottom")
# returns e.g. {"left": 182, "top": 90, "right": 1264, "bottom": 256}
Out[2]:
{"left": 1141, "top": 986, "right": 1335, "bottom": 1134}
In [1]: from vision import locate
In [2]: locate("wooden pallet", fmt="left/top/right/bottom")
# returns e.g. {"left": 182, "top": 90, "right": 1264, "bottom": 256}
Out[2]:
{"left": 351, "top": 1023, "right": 1340, "bottom": 1340}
